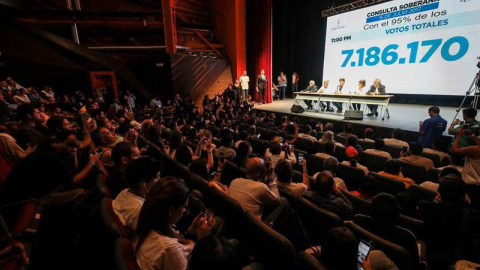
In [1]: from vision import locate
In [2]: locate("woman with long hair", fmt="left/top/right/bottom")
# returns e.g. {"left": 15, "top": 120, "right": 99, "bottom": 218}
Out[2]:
{"left": 135, "top": 177, "right": 214, "bottom": 270}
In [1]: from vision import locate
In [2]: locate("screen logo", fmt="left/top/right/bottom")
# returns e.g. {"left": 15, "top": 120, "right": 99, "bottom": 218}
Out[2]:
{"left": 331, "top": 19, "right": 346, "bottom": 30}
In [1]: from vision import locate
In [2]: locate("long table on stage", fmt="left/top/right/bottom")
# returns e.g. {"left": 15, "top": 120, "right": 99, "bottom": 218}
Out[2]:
{"left": 293, "top": 92, "right": 394, "bottom": 120}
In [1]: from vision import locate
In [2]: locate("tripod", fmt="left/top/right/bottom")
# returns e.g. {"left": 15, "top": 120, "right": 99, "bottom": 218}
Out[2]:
{"left": 452, "top": 70, "right": 480, "bottom": 123}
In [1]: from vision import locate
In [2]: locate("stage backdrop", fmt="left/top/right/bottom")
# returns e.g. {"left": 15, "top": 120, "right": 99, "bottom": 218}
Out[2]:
{"left": 323, "top": 0, "right": 480, "bottom": 96}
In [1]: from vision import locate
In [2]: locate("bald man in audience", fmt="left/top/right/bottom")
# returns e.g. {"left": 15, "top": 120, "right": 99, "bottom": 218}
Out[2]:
{"left": 229, "top": 157, "right": 287, "bottom": 224}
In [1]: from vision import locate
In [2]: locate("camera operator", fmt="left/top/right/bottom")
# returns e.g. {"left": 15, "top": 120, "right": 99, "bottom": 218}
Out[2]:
{"left": 448, "top": 108, "right": 480, "bottom": 148}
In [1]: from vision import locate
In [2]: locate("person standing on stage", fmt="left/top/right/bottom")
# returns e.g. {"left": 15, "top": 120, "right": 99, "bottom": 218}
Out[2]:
{"left": 318, "top": 80, "right": 333, "bottom": 112}
{"left": 418, "top": 106, "right": 447, "bottom": 148}
{"left": 256, "top": 69, "right": 268, "bottom": 104}
{"left": 277, "top": 72, "right": 287, "bottom": 100}
{"left": 332, "top": 78, "right": 345, "bottom": 113}
{"left": 240, "top": 71, "right": 250, "bottom": 101}
{"left": 352, "top": 79, "right": 367, "bottom": 111}
{"left": 366, "top": 79, "right": 386, "bottom": 117}
{"left": 233, "top": 78, "right": 242, "bottom": 107}
{"left": 302, "top": 80, "right": 317, "bottom": 110}
{"left": 292, "top": 72, "right": 299, "bottom": 94}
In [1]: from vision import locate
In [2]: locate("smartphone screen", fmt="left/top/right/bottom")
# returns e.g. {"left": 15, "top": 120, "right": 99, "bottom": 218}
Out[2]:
{"left": 357, "top": 240, "right": 372, "bottom": 264}
{"left": 94, "top": 148, "right": 104, "bottom": 155}
{"left": 298, "top": 153, "right": 304, "bottom": 163}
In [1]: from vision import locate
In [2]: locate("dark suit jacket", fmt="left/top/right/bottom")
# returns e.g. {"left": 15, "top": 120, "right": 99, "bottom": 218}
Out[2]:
{"left": 367, "top": 84, "right": 386, "bottom": 95}
{"left": 257, "top": 75, "right": 268, "bottom": 90}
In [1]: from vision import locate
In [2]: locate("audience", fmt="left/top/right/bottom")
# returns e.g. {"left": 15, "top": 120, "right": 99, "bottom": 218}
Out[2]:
{"left": 112, "top": 157, "right": 159, "bottom": 233}
{"left": 341, "top": 146, "right": 369, "bottom": 175}
{"left": 365, "top": 139, "right": 392, "bottom": 160}
{"left": 384, "top": 128, "right": 409, "bottom": 150}
{"left": 135, "top": 177, "right": 214, "bottom": 270}
{"left": 305, "top": 172, "right": 353, "bottom": 219}
{"left": 400, "top": 142, "right": 435, "bottom": 171}
{"left": 2, "top": 75, "right": 479, "bottom": 270}
{"left": 378, "top": 159, "right": 415, "bottom": 188}
{"left": 275, "top": 159, "right": 308, "bottom": 198}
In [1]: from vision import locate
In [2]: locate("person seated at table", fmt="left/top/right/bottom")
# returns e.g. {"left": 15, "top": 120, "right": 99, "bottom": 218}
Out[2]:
{"left": 302, "top": 80, "right": 318, "bottom": 110}
{"left": 351, "top": 79, "right": 366, "bottom": 111}
{"left": 366, "top": 79, "right": 386, "bottom": 117}
{"left": 317, "top": 80, "right": 333, "bottom": 112}
{"left": 332, "top": 78, "right": 345, "bottom": 113}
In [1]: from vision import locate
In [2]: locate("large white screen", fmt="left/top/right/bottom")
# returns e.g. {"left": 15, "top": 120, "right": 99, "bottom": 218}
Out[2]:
{"left": 323, "top": 0, "right": 480, "bottom": 95}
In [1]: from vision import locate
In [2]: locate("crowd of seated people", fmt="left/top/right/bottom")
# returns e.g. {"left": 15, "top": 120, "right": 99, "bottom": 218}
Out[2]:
{"left": 0, "top": 74, "right": 480, "bottom": 270}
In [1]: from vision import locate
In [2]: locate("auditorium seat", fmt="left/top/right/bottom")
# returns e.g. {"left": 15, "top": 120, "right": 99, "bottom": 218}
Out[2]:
{"left": 369, "top": 172, "right": 407, "bottom": 196}
{"left": 208, "top": 185, "right": 245, "bottom": 238}
{"left": 334, "top": 135, "right": 347, "bottom": 145}
{"left": 357, "top": 140, "right": 375, "bottom": 150}
{"left": 307, "top": 155, "right": 325, "bottom": 176}
{"left": 295, "top": 137, "right": 315, "bottom": 154}
{"left": 333, "top": 145, "right": 347, "bottom": 162}
{"left": 341, "top": 190, "right": 373, "bottom": 216}
{"left": 397, "top": 214, "right": 425, "bottom": 240}
{"left": 294, "top": 197, "right": 342, "bottom": 245}
{"left": 313, "top": 141, "right": 325, "bottom": 153}
{"left": 420, "top": 152, "right": 441, "bottom": 168}
{"left": 384, "top": 145, "right": 402, "bottom": 158}
{"left": 241, "top": 211, "right": 296, "bottom": 270}
{"left": 344, "top": 221, "right": 413, "bottom": 270}
{"left": 114, "top": 237, "right": 141, "bottom": 270}
{"left": 397, "top": 160, "right": 426, "bottom": 184}
{"left": 358, "top": 151, "right": 388, "bottom": 172}
{"left": 96, "top": 173, "right": 113, "bottom": 198}
{"left": 247, "top": 138, "right": 266, "bottom": 156}
{"left": 220, "top": 160, "right": 246, "bottom": 187}
{"left": 188, "top": 173, "right": 211, "bottom": 203}
{"left": 336, "top": 164, "right": 365, "bottom": 190}
{"left": 292, "top": 170, "right": 303, "bottom": 184}
{"left": 407, "top": 184, "right": 437, "bottom": 204}
{"left": 297, "top": 251, "right": 331, "bottom": 270}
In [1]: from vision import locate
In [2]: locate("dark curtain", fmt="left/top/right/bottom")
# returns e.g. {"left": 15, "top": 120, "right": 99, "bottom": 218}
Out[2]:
{"left": 272, "top": 0, "right": 329, "bottom": 98}
{"left": 246, "top": 0, "right": 272, "bottom": 103}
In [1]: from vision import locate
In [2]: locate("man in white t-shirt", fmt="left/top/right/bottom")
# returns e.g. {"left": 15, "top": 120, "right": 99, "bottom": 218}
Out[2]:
{"left": 229, "top": 157, "right": 284, "bottom": 224}
{"left": 317, "top": 80, "right": 333, "bottom": 111}
{"left": 113, "top": 157, "right": 160, "bottom": 233}
{"left": 239, "top": 71, "right": 250, "bottom": 101}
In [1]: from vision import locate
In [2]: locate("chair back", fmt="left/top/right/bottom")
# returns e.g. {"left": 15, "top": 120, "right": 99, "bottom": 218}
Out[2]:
{"left": 345, "top": 221, "right": 413, "bottom": 270}
{"left": 397, "top": 160, "right": 426, "bottom": 183}
{"left": 358, "top": 140, "right": 375, "bottom": 150}
{"left": 341, "top": 190, "right": 373, "bottom": 215}
{"left": 384, "top": 144, "right": 402, "bottom": 158}
{"left": 295, "top": 137, "right": 315, "bottom": 154}
{"left": 358, "top": 151, "right": 388, "bottom": 172}
{"left": 294, "top": 197, "right": 342, "bottom": 245}
{"left": 334, "top": 145, "right": 347, "bottom": 162}
{"left": 369, "top": 172, "right": 407, "bottom": 196}
{"left": 241, "top": 212, "right": 296, "bottom": 269}
{"left": 407, "top": 184, "right": 437, "bottom": 203}
{"left": 220, "top": 161, "right": 246, "bottom": 187}
{"left": 308, "top": 155, "right": 325, "bottom": 175}
{"left": 420, "top": 152, "right": 441, "bottom": 167}
{"left": 337, "top": 164, "right": 365, "bottom": 190}
{"left": 313, "top": 141, "right": 325, "bottom": 153}
{"left": 297, "top": 251, "right": 331, "bottom": 270}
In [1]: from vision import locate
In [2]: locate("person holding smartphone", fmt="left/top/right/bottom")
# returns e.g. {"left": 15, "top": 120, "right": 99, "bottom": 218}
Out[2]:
{"left": 310, "top": 227, "right": 398, "bottom": 270}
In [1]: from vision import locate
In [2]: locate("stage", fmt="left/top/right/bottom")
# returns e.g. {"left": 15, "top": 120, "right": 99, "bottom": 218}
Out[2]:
{"left": 254, "top": 98, "right": 459, "bottom": 136}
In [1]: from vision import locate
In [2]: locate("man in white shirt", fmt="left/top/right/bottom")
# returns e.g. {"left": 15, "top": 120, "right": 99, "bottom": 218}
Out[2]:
{"left": 239, "top": 71, "right": 250, "bottom": 101}
{"left": 317, "top": 80, "right": 333, "bottom": 112}
{"left": 384, "top": 128, "right": 409, "bottom": 151}
{"left": 112, "top": 157, "right": 160, "bottom": 233}
{"left": 229, "top": 157, "right": 284, "bottom": 224}
{"left": 365, "top": 139, "right": 393, "bottom": 160}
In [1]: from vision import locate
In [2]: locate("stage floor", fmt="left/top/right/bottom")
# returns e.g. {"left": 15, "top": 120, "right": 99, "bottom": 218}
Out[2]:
{"left": 254, "top": 99, "right": 459, "bottom": 135}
